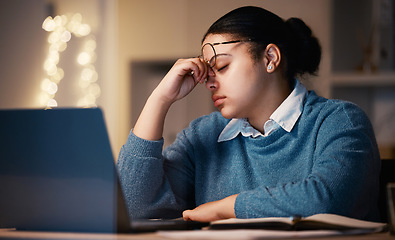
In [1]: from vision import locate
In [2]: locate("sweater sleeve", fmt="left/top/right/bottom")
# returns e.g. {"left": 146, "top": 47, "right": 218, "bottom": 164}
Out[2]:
{"left": 116, "top": 130, "right": 195, "bottom": 219}
{"left": 234, "top": 101, "right": 381, "bottom": 221}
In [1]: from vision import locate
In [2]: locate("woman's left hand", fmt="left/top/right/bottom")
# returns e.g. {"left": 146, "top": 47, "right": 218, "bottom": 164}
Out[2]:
{"left": 182, "top": 194, "right": 238, "bottom": 222}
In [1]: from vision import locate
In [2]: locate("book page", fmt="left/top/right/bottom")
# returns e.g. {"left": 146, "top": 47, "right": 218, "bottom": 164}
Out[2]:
{"left": 212, "top": 217, "right": 291, "bottom": 225}
{"left": 210, "top": 214, "right": 387, "bottom": 231}
{"left": 304, "top": 214, "right": 387, "bottom": 229}
{"left": 210, "top": 217, "right": 294, "bottom": 230}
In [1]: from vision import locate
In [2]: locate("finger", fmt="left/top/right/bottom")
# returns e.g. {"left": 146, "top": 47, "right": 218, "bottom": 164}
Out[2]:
{"left": 196, "top": 57, "right": 209, "bottom": 84}
{"left": 175, "top": 58, "right": 206, "bottom": 85}
{"left": 189, "top": 60, "right": 205, "bottom": 84}
{"left": 176, "top": 59, "right": 196, "bottom": 75}
{"left": 182, "top": 210, "right": 193, "bottom": 221}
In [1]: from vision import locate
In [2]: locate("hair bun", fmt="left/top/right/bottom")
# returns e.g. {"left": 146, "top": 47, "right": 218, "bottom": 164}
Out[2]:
{"left": 285, "top": 17, "right": 321, "bottom": 77}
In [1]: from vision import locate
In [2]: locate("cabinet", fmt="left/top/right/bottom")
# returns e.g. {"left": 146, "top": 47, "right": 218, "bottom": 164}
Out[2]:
{"left": 331, "top": 0, "right": 395, "bottom": 158}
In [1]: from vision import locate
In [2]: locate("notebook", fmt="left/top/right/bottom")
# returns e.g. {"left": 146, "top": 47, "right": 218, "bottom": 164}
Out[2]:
{"left": 0, "top": 108, "right": 207, "bottom": 233}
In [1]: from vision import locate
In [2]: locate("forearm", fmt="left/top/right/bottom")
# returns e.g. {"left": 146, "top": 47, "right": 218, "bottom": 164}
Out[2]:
{"left": 117, "top": 132, "right": 166, "bottom": 218}
{"left": 117, "top": 127, "right": 198, "bottom": 219}
{"left": 117, "top": 132, "right": 192, "bottom": 219}
{"left": 234, "top": 178, "right": 332, "bottom": 219}
{"left": 133, "top": 90, "right": 172, "bottom": 141}
{"left": 234, "top": 147, "right": 379, "bottom": 219}
{"left": 118, "top": 57, "right": 208, "bottom": 218}
{"left": 133, "top": 57, "right": 207, "bottom": 141}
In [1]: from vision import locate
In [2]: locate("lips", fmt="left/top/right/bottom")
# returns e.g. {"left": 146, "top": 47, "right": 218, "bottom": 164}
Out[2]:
{"left": 212, "top": 95, "right": 225, "bottom": 108}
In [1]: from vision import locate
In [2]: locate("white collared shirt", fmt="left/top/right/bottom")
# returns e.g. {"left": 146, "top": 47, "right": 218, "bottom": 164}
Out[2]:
{"left": 217, "top": 79, "right": 307, "bottom": 142}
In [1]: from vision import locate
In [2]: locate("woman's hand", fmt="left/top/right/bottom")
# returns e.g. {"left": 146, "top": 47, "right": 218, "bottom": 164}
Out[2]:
{"left": 152, "top": 58, "right": 208, "bottom": 105}
{"left": 182, "top": 194, "right": 238, "bottom": 222}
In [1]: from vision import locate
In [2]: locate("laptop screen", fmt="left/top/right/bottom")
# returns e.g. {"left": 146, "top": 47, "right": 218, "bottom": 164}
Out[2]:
{"left": 0, "top": 108, "right": 123, "bottom": 232}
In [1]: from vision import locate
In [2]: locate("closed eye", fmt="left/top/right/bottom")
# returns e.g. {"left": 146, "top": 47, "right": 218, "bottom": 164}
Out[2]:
{"left": 216, "top": 65, "right": 228, "bottom": 72}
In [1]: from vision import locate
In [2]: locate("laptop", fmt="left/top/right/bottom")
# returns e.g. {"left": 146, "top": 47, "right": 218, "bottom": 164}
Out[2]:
{"left": 0, "top": 108, "right": 207, "bottom": 233}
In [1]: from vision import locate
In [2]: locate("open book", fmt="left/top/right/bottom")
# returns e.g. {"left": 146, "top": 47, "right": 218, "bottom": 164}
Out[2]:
{"left": 209, "top": 214, "right": 388, "bottom": 232}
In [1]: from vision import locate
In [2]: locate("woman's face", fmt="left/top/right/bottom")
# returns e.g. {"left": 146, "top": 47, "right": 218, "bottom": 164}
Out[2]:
{"left": 202, "top": 34, "right": 270, "bottom": 120}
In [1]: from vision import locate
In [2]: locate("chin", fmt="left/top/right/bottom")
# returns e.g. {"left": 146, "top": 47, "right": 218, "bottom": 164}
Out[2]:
{"left": 219, "top": 108, "right": 236, "bottom": 119}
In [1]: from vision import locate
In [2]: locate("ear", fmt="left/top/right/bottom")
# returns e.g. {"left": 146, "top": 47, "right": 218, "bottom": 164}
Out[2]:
{"left": 264, "top": 44, "right": 281, "bottom": 73}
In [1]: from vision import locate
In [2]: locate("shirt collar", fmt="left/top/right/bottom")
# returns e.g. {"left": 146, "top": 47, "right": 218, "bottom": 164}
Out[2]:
{"left": 218, "top": 79, "right": 307, "bottom": 142}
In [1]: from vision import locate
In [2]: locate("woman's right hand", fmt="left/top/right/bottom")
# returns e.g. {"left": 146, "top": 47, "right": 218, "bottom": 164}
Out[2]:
{"left": 152, "top": 57, "right": 209, "bottom": 105}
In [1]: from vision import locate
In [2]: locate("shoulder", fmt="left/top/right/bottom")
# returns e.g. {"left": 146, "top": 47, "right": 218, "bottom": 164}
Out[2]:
{"left": 304, "top": 91, "right": 371, "bottom": 125}
{"left": 301, "top": 92, "right": 375, "bottom": 144}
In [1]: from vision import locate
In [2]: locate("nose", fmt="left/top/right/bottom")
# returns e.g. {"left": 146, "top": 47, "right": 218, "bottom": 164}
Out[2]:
{"left": 205, "top": 68, "right": 217, "bottom": 90}
{"left": 207, "top": 66, "right": 216, "bottom": 77}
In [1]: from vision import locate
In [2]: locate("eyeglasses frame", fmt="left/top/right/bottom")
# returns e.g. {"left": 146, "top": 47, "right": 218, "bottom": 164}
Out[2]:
{"left": 199, "top": 39, "right": 252, "bottom": 69}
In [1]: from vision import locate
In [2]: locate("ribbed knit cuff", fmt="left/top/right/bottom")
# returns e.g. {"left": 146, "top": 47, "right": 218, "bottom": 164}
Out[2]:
{"left": 124, "top": 129, "right": 164, "bottom": 159}
{"left": 234, "top": 191, "right": 250, "bottom": 219}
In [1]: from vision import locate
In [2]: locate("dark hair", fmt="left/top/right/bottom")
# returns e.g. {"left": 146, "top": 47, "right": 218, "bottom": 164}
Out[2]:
{"left": 203, "top": 6, "right": 321, "bottom": 83}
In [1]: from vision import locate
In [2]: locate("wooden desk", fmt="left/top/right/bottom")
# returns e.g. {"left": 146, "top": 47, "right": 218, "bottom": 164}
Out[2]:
{"left": 0, "top": 229, "right": 393, "bottom": 240}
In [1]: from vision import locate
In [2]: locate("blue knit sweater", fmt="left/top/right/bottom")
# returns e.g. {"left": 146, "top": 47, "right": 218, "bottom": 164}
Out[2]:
{"left": 117, "top": 91, "right": 381, "bottom": 221}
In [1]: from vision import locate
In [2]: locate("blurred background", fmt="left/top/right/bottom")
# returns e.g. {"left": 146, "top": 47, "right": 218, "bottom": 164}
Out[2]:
{"left": 0, "top": 0, "right": 394, "bottom": 159}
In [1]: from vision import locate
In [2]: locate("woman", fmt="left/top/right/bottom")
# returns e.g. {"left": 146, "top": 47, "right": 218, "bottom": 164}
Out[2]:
{"left": 117, "top": 6, "right": 380, "bottom": 222}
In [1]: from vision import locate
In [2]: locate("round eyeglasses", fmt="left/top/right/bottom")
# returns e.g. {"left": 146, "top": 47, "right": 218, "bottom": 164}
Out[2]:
{"left": 198, "top": 39, "right": 251, "bottom": 69}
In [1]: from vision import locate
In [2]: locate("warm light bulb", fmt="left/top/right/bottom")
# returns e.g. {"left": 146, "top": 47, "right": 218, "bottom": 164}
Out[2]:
{"left": 77, "top": 52, "right": 91, "bottom": 65}
{"left": 60, "top": 30, "right": 71, "bottom": 42}
{"left": 47, "top": 99, "right": 58, "bottom": 108}
{"left": 42, "top": 16, "right": 56, "bottom": 31}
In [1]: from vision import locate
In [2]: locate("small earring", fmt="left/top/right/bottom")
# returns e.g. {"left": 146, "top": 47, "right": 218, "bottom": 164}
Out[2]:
{"left": 267, "top": 65, "right": 273, "bottom": 71}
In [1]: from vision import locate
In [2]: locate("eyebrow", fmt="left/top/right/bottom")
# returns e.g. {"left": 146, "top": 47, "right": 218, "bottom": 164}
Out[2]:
{"left": 208, "top": 53, "right": 231, "bottom": 66}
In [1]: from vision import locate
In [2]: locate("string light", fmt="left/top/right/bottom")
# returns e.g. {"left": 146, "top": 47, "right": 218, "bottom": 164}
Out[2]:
{"left": 41, "top": 13, "right": 99, "bottom": 108}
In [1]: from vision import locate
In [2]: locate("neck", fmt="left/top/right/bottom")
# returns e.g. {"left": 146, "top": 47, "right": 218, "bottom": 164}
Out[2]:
{"left": 247, "top": 77, "right": 292, "bottom": 133}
